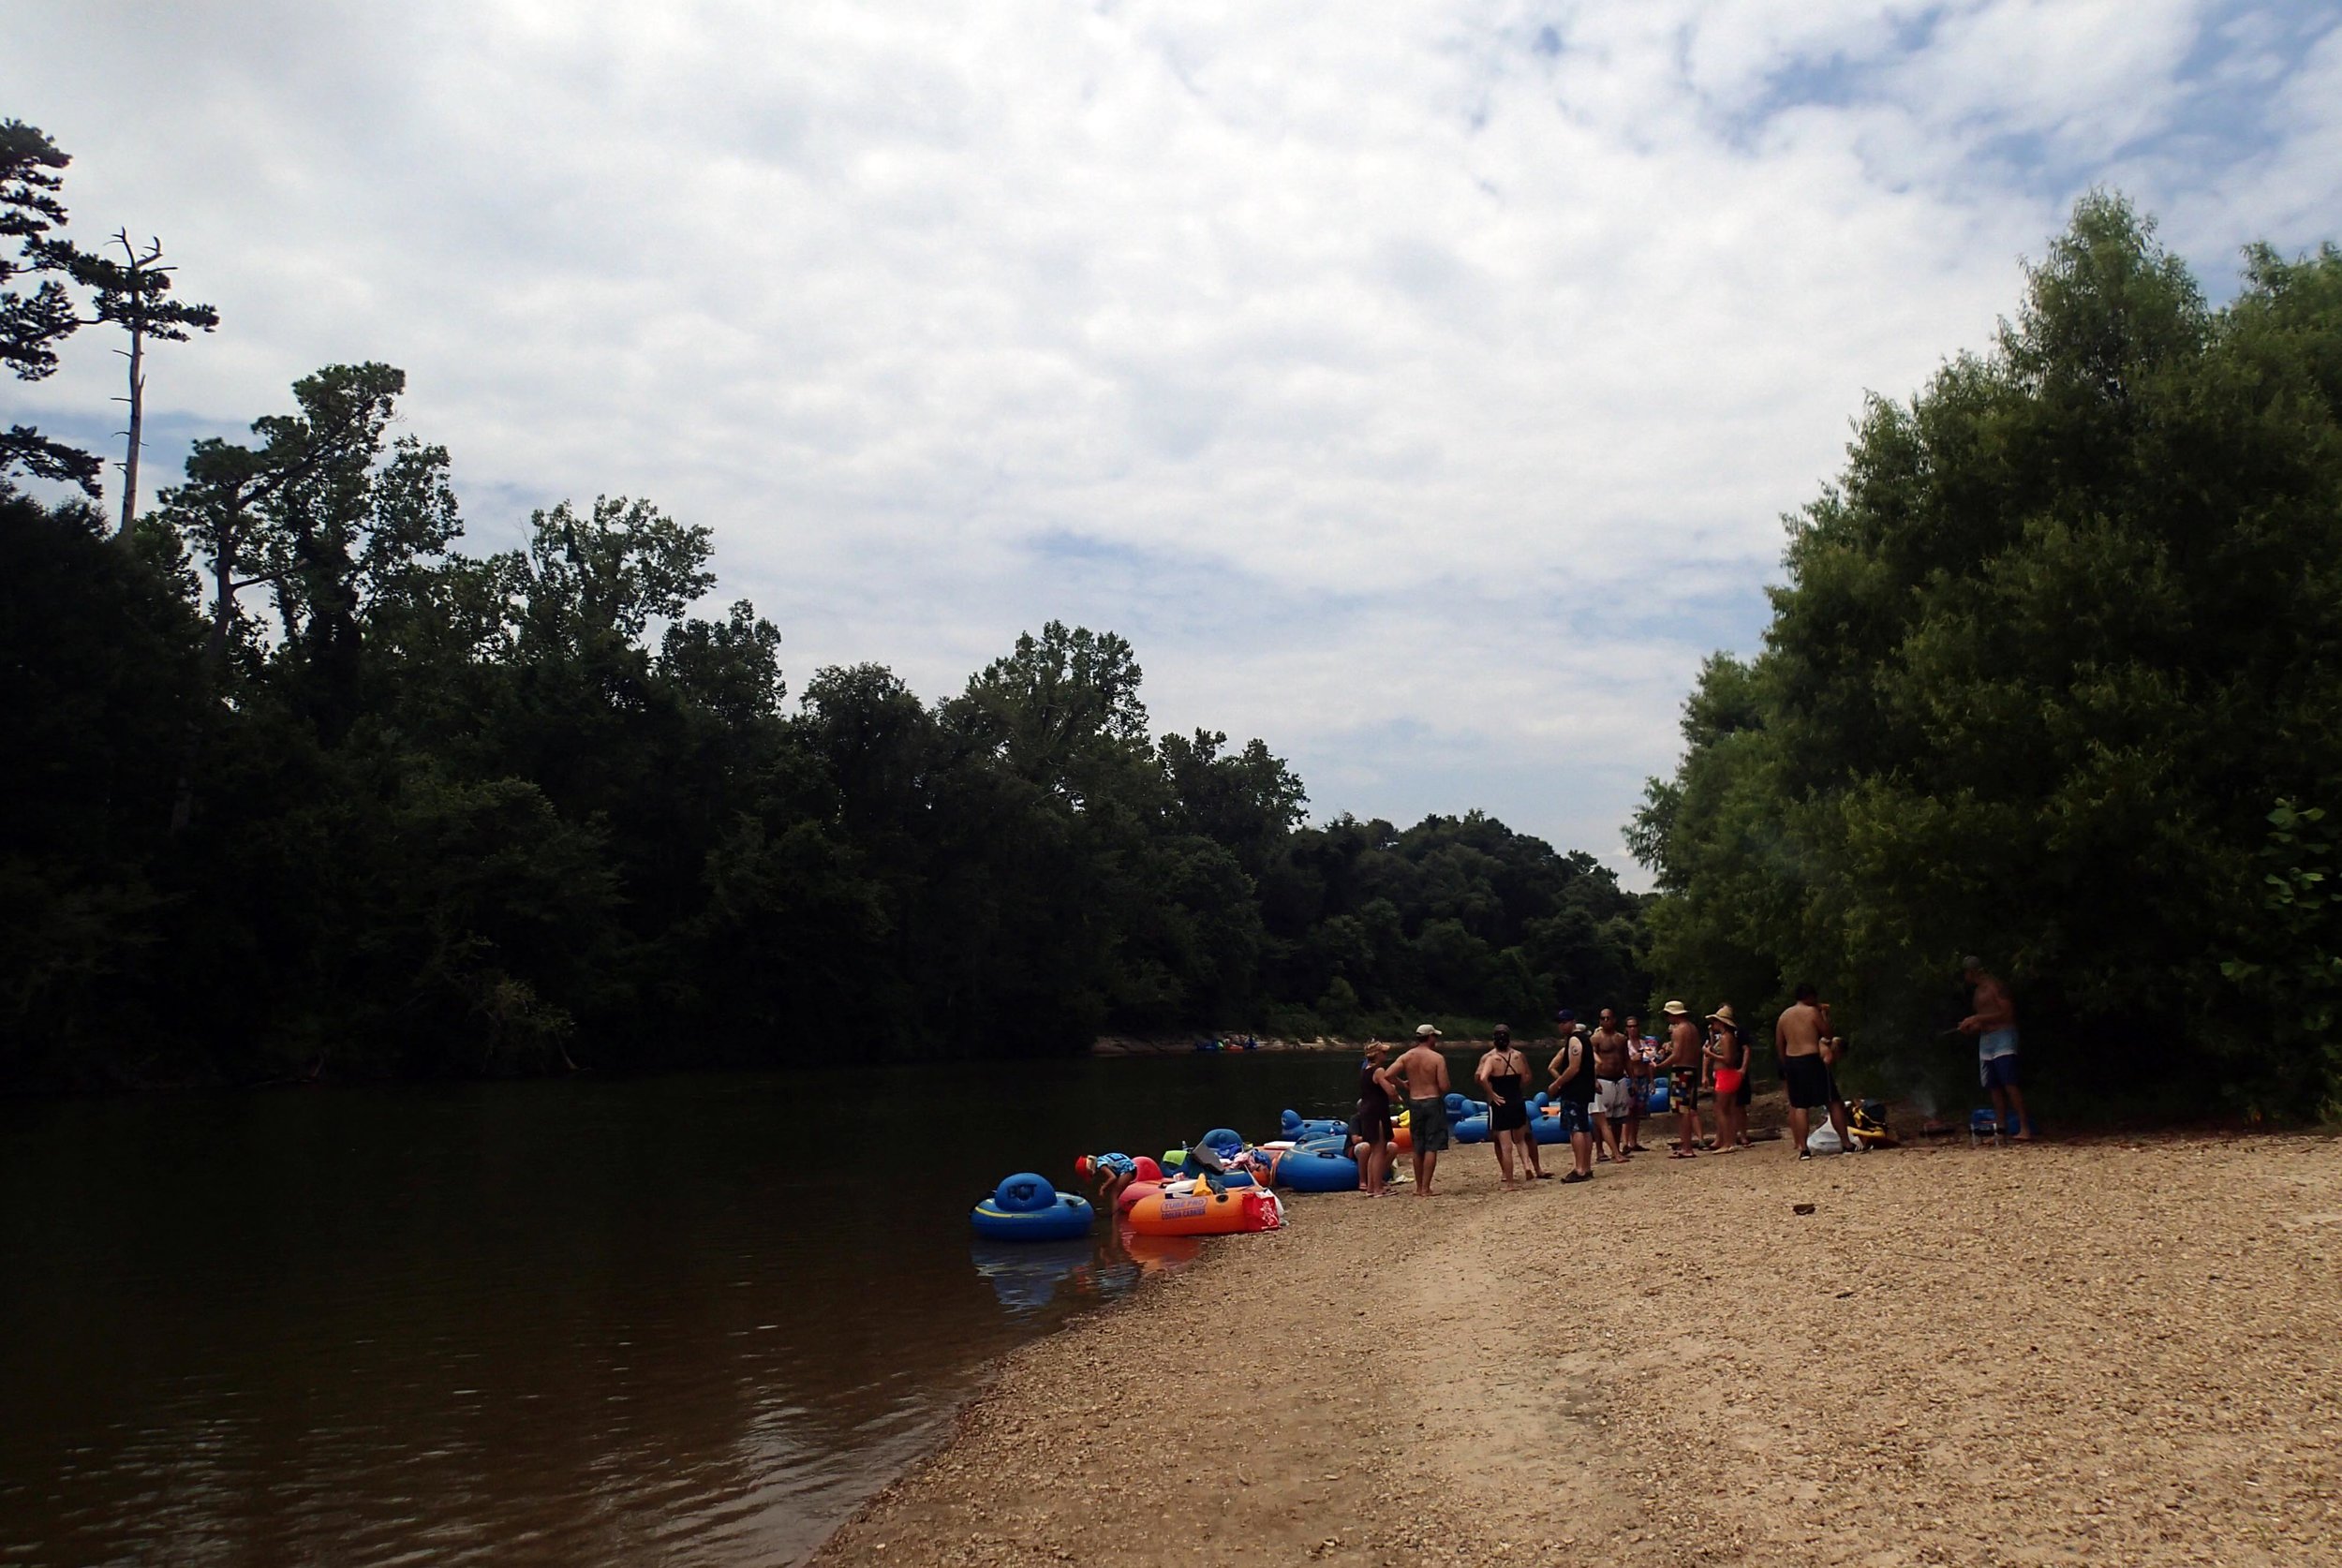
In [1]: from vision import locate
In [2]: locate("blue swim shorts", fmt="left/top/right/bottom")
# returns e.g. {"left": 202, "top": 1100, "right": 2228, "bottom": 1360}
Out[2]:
{"left": 1980, "top": 1055, "right": 2020, "bottom": 1091}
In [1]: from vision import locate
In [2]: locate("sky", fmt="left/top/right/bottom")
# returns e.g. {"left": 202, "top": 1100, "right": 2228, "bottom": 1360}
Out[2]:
{"left": 6, "top": 1, "right": 2339, "bottom": 882}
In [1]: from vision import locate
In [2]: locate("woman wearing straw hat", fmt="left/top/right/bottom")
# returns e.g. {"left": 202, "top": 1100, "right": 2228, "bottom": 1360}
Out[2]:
{"left": 1704, "top": 1005, "right": 1748, "bottom": 1152}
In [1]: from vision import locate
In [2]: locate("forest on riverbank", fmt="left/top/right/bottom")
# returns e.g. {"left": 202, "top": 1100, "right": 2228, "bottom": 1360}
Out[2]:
{"left": 2, "top": 120, "right": 1645, "bottom": 1089}
{"left": 1632, "top": 195, "right": 2342, "bottom": 1118}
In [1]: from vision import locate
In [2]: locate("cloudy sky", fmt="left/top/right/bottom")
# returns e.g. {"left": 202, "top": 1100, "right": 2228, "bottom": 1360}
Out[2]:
{"left": 7, "top": 1, "right": 2338, "bottom": 880}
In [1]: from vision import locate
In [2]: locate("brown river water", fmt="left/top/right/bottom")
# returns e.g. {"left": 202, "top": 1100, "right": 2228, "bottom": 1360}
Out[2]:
{"left": 0, "top": 1051, "right": 1399, "bottom": 1566}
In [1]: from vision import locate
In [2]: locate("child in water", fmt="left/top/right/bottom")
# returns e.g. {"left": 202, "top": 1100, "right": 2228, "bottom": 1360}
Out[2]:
{"left": 1075, "top": 1152, "right": 1139, "bottom": 1207}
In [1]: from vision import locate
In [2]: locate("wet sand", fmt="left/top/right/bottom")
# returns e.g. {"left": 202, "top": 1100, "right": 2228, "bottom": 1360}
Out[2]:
{"left": 814, "top": 1126, "right": 2338, "bottom": 1566}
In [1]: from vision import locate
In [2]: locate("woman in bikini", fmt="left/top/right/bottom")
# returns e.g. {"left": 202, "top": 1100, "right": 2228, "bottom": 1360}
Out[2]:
{"left": 1704, "top": 1006, "right": 1748, "bottom": 1151}
{"left": 1475, "top": 1027, "right": 1539, "bottom": 1188}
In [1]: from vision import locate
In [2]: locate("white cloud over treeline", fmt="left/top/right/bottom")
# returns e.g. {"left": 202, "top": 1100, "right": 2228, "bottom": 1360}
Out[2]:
{"left": 6, "top": 1, "right": 2336, "bottom": 879}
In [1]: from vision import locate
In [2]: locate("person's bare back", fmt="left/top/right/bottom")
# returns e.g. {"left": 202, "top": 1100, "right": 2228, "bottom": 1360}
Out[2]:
{"left": 1663, "top": 1016, "right": 1701, "bottom": 1072}
{"left": 1776, "top": 999, "right": 1826, "bottom": 1059}
{"left": 1393, "top": 1043, "right": 1449, "bottom": 1101}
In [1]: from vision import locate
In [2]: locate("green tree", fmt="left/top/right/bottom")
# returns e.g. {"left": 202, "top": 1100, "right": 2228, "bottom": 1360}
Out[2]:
{"left": 1636, "top": 194, "right": 2342, "bottom": 1110}
{"left": 0, "top": 119, "right": 97, "bottom": 493}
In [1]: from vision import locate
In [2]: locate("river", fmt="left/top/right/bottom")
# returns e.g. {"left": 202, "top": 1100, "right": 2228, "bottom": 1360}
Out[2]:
{"left": 0, "top": 1049, "right": 1414, "bottom": 1566}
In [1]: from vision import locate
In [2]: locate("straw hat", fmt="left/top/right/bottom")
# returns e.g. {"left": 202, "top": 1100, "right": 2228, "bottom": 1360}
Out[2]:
{"left": 1660, "top": 999, "right": 1689, "bottom": 1017}
{"left": 1706, "top": 1004, "right": 1738, "bottom": 1028}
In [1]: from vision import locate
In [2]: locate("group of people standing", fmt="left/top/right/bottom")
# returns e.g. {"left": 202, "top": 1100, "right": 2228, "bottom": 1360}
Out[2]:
{"left": 1348, "top": 988, "right": 1876, "bottom": 1197}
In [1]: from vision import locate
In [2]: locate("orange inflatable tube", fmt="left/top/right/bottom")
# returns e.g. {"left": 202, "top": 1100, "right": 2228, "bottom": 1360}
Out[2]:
{"left": 1124, "top": 1185, "right": 1282, "bottom": 1236}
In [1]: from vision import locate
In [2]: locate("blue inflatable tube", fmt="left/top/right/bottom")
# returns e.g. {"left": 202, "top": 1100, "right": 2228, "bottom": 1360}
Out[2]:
{"left": 972, "top": 1191, "right": 1095, "bottom": 1241}
{"left": 1276, "top": 1151, "right": 1360, "bottom": 1192}
{"left": 974, "top": 1174, "right": 1091, "bottom": 1240}
{"left": 1647, "top": 1081, "right": 1671, "bottom": 1114}
{"left": 1529, "top": 1114, "right": 1567, "bottom": 1145}
{"left": 1453, "top": 1114, "right": 1490, "bottom": 1144}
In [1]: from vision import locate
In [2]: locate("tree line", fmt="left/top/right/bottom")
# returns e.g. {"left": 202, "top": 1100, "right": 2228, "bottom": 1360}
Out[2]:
{"left": 1631, "top": 195, "right": 2342, "bottom": 1119}
{"left": 1, "top": 119, "right": 1646, "bottom": 1089}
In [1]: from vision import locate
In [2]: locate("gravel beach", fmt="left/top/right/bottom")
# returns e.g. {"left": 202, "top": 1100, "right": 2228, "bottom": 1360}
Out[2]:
{"left": 815, "top": 1128, "right": 2340, "bottom": 1567}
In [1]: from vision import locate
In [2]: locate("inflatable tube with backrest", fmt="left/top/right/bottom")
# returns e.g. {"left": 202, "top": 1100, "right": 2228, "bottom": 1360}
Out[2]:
{"left": 972, "top": 1176, "right": 1094, "bottom": 1241}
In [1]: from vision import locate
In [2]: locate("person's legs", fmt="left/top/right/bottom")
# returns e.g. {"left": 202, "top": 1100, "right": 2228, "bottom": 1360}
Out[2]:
{"left": 1625, "top": 1102, "right": 1644, "bottom": 1152}
{"left": 1788, "top": 1104, "right": 1811, "bottom": 1157}
{"left": 1985, "top": 1056, "right": 2031, "bottom": 1140}
{"left": 1492, "top": 1123, "right": 1518, "bottom": 1186}
{"left": 1676, "top": 1082, "right": 1702, "bottom": 1156}
{"left": 1418, "top": 1148, "right": 1439, "bottom": 1197}
{"left": 1572, "top": 1127, "right": 1593, "bottom": 1177}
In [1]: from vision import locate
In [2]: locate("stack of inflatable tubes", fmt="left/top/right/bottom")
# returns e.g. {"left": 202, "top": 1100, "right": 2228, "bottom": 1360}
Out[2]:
{"left": 1278, "top": 1109, "right": 1348, "bottom": 1141}
{"left": 1178, "top": 1128, "right": 1262, "bottom": 1186}
{"left": 1124, "top": 1184, "right": 1283, "bottom": 1236}
{"left": 971, "top": 1173, "right": 1095, "bottom": 1242}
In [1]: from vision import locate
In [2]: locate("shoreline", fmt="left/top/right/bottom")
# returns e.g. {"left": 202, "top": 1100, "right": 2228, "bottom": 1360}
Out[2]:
{"left": 813, "top": 1128, "right": 2337, "bottom": 1566}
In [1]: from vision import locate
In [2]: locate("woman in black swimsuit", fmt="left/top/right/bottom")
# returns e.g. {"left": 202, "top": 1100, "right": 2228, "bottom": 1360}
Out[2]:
{"left": 1475, "top": 1026, "right": 1536, "bottom": 1188}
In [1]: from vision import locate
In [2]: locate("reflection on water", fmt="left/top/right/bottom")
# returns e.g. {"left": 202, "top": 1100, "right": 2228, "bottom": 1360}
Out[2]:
{"left": 0, "top": 1051, "right": 1368, "bottom": 1565}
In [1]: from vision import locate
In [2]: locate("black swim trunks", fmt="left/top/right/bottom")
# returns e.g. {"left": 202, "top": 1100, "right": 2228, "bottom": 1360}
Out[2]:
{"left": 1782, "top": 1053, "right": 1833, "bottom": 1110}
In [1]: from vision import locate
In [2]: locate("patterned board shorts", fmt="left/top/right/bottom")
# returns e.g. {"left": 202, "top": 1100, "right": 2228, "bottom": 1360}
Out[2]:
{"left": 1594, "top": 1077, "right": 1636, "bottom": 1119}
{"left": 1551, "top": 1096, "right": 1594, "bottom": 1137}
{"left": 1669, "top": 1070, "right": 1700, "bottom": 1110}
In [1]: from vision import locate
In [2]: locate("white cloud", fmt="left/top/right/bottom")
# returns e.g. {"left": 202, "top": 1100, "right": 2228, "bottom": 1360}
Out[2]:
{"left": 5, "top": 0, "right": 2335, "bottom": 883}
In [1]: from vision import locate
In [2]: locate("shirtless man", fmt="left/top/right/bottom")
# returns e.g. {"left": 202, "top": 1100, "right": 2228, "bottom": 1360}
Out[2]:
{"left": 1390, "top": 1025, "right": 1453, "bottom": 1197}
{"left": 1960, "top": 956, "right": 2031, "bottom": 1141}
{"left": 1588, "top": 1007, "right": 1633, "bottom": 1164}
{"left": 1775, "top": 983, "right": 1850, "bottom": 1160}
{"left": 1659, "top": 1000, "right": 1704, "bottom": 1157}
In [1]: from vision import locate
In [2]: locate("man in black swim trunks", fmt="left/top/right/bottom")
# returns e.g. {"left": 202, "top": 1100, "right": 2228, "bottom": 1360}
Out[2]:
{"left": 1775, "top": 982, "right": 1851, "bottom": 1160}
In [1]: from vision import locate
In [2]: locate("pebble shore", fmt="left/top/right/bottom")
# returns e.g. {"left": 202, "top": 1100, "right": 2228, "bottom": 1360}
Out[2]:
{"left": 815, "top": 1129, "right": 2340, "bottom": 1567}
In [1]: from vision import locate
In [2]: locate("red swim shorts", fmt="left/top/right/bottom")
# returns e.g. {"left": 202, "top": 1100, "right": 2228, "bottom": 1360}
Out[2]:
{"left": 1713, "top": 1067, "right": 1745, "bottom": 1097}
